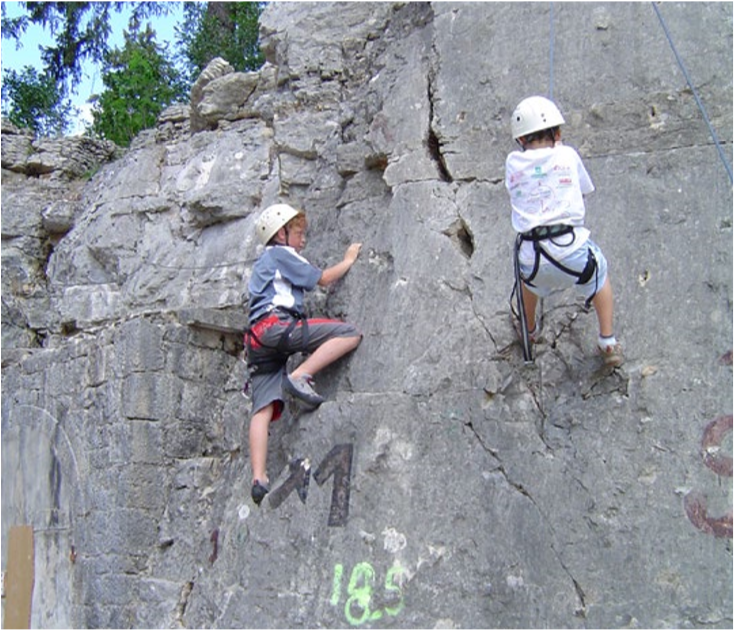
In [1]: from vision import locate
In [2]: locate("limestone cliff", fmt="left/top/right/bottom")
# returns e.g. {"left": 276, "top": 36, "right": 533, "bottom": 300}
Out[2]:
{"left": 1, "top": 2, "right": 732, "bottom": 628}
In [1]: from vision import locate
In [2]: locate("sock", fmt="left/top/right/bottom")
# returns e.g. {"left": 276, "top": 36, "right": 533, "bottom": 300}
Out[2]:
{"left": 598, "top": 334, "right": 617, "bottom": 349}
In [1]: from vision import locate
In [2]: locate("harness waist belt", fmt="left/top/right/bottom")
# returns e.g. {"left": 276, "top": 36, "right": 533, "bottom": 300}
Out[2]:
{"left": 514, "top": 225, "right": 600, "bottom": 310}
{"left": 244, "top": 307, "right": 310, "bottom": 376}
{"left": 520, "top": 224, "right": 574, "bottom": 242}
{"left": 251, "top": 306, "right": 305, "bottom": 326}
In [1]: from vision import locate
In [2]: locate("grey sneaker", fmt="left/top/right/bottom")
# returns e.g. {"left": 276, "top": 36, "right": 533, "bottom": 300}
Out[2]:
{"left": 284, "top": 373, "right": 325, "bottom": 406}
{"left": 599, "top": 343, "right": 624, "bottom": 368}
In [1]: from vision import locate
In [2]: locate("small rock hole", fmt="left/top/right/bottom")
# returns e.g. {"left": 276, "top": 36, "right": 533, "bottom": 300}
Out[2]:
{"left": 443, "top": 219, "right": 474, "bottom": 259}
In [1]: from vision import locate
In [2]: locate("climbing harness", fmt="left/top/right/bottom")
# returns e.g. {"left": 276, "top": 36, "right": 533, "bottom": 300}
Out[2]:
{"left": 518, "top": 225, "right": 599, "bottom": 307}
{"left": 243, "top": 307, "right": 311, "bottom": 380}
{"left": 510, "top": 224, "right": 600, "bottom": 364}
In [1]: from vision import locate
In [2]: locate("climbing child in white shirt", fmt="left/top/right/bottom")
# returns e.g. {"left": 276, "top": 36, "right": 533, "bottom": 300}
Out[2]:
{"left": 505, "top": 96, "right": 623, "bottom": 367}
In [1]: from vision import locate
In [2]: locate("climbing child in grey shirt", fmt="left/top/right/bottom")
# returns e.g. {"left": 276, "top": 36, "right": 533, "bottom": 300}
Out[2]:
{"left": 505, "top": 96, "right": 623, "bottom": 367}
{"left": 244, "top": 204, "right": 362, "bottom": 505}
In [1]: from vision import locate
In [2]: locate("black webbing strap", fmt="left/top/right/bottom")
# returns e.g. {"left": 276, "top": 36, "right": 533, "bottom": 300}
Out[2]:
{"left": 519, "top": 225, "right": 599, "bottom": 306}
{"left": 245, "top": 309, "right": 311, "bottom": 376}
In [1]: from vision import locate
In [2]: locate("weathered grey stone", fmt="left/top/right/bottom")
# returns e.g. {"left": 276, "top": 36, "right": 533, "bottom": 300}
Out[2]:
{"left": 1, "top": 297, "right": 38, "bottom": 349}
{"left": 114, "top": 319, "right": 166, "bottom": 375}
{"left": 158, "top": 104, "right": 190, "bottom": 124}
{"left": 177, "top": 307, "right": 249, "bottom": 335}
{"left": 121, "top": 372, "right": 174, "bottom": 421}
{"left": 1, "top": 2, "right": 732, "bottom": 629}
{"left": 0, "top": 120, "right": 34, "bottom": 172}
{"left": 197, "top": 71, "right": 260, "bottom": 123}
{"left": 190, "top": 57, "right": 235, "bottom": 132}
{"left": 58, "top": 284, "right": 123, "bottom": 326}
{"left": 0, "top": 132, "right": 118, "bottom": 178}
{"left": 259, "top": 2, "right": 394, "bottom": 80}
{"left": 41, "top": 199, "right": 78, "bottom": 234}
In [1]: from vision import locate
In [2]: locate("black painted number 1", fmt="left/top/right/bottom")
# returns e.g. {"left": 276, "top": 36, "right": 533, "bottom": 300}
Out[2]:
{"left": 314, "top": 444, "right": 354, "bottom": 527}
{"left": 268, "top": 443, "right": 354, "bottom": 527}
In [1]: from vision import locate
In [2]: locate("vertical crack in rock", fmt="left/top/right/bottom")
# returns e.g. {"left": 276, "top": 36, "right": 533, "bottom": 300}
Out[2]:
{"left": 521, "top": 367, "right": 555, "bottom": 452}
{"left": 175, "top": 580, "right": 195, "bottom": 626}
{"left": 462, "top": 419, "right": 500, "bottom": 461}
{"left": 572, "top": 578, "right": 588, "bottom": 619}
{"left": 426, "top": 69, "right": 453, "bottom": 182}
{"left": 465, "top": 284, "right": 498, "bottom": 348}
{"left": 427, "top": 124, "right": 452, "bottom": 182}
{"left": 463, "top": 416, "right": 587, "bottom": 617}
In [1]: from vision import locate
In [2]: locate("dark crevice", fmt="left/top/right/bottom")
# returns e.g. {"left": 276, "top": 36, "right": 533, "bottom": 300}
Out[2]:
{"left": 427, "top": 126, "right": 452, "bottom": 182}
{"left": 442, "top": 218, "right": 474, "bottom": 259}
{"left": 365, "top": 153, "right": 389, "bottom": 172}
{"left": 427, "top": 69, "right": 453, "bottom": 183}
{"left": 60, "top": 321, "right": 81, "bottom": 337}
{"left": 572, "top": 578, "right": 588, "bottom": 618}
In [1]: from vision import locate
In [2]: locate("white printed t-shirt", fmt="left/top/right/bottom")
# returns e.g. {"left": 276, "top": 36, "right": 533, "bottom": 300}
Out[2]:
{"left": 505, "top": 144, "right": 594, "bottom": 264}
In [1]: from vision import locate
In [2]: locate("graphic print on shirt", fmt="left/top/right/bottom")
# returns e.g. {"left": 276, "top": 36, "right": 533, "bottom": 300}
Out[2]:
{"left": 528, "top": 182, "right": 554, "bottom": 215}
{"left": 506, "top": 145, "right": 594, "bottom": 262}
{"left": 521, "top": 164, "right": 575, "bottom": 216}
{"left": 552, "top": 163, "right": 574, "bottom": 189}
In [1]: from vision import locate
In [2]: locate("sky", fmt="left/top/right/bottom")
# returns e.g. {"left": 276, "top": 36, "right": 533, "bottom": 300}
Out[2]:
{"left": 1, "top": 1, "right": 184, "bottom": 134}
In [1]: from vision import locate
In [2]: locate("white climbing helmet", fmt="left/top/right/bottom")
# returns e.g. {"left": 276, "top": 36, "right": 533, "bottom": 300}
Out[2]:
{"left": 511, "top": 96, "right": 565, "bottom": 140}
{"left": 256, "top": 203, "right": 304, "bottom": 245}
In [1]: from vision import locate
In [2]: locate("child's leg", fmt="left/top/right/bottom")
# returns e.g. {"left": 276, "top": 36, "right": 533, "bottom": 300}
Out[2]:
{"left": 521, "top": 283, "right": 538, "bottom": 333}
{"left": 591, "top": 276, "right": 623, "bottom": 366}
{"left": 291, "top": 335, "right": 362, "bottom": 379}
{"left": 591, "top": 276, "right": 614, "bottom": 338}
{"left": 249, "top": 403, "right": 274, "bottom": 485}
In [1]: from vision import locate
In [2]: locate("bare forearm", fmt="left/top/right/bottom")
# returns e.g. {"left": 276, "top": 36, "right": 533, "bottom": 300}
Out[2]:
{"left": 319, "top": 259, "right": 352, "bottom": 286}
{"left": 318, "top": 243, "right": 362, "bottom": 286}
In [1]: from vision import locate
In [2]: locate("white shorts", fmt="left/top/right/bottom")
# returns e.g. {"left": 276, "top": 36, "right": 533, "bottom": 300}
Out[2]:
{"left": 520, "top": 239, "right": 608, "bottom": 300}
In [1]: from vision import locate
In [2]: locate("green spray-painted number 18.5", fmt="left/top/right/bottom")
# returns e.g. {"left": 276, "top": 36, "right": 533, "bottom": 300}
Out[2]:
{"left": 330, "top": 562, "right": 405, "bottom": 626}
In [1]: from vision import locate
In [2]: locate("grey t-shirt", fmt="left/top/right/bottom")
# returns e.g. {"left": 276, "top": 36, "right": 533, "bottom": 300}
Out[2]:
{"left": 248, "top": 245, "right": 322, "bottom": 323}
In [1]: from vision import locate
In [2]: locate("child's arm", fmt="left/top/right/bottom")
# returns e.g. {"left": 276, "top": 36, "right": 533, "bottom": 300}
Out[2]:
{"left": 318, "top": 243, "right": 362, "bottom": 286}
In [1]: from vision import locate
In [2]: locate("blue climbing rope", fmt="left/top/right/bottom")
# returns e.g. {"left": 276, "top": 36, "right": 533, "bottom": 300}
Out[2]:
{"left": 652, "top": 2, "right": 733, "bottom": 185}
{"left": 548, "top": 2, "right": 555, "bottom": 100}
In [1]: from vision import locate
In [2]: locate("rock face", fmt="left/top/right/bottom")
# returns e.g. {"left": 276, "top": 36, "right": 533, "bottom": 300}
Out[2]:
{"left": 1, "top": 2, "right": 732, "bottom": 628}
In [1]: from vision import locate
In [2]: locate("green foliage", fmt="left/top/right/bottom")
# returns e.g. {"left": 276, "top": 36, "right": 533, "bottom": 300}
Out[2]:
{"left": 2, "top": 2, "right": 173, "bottom": 85}
{"left": 1, "top": 65, "right": 75, "bottom": 136}
{"left": 177, "top": 2, "right": 265, "bottom": 81}
{"left": 1, "top": 2, "right": 267, "bottom": 139}
{"left": 90, "top": 22, "right": 188, "bottom": 147}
